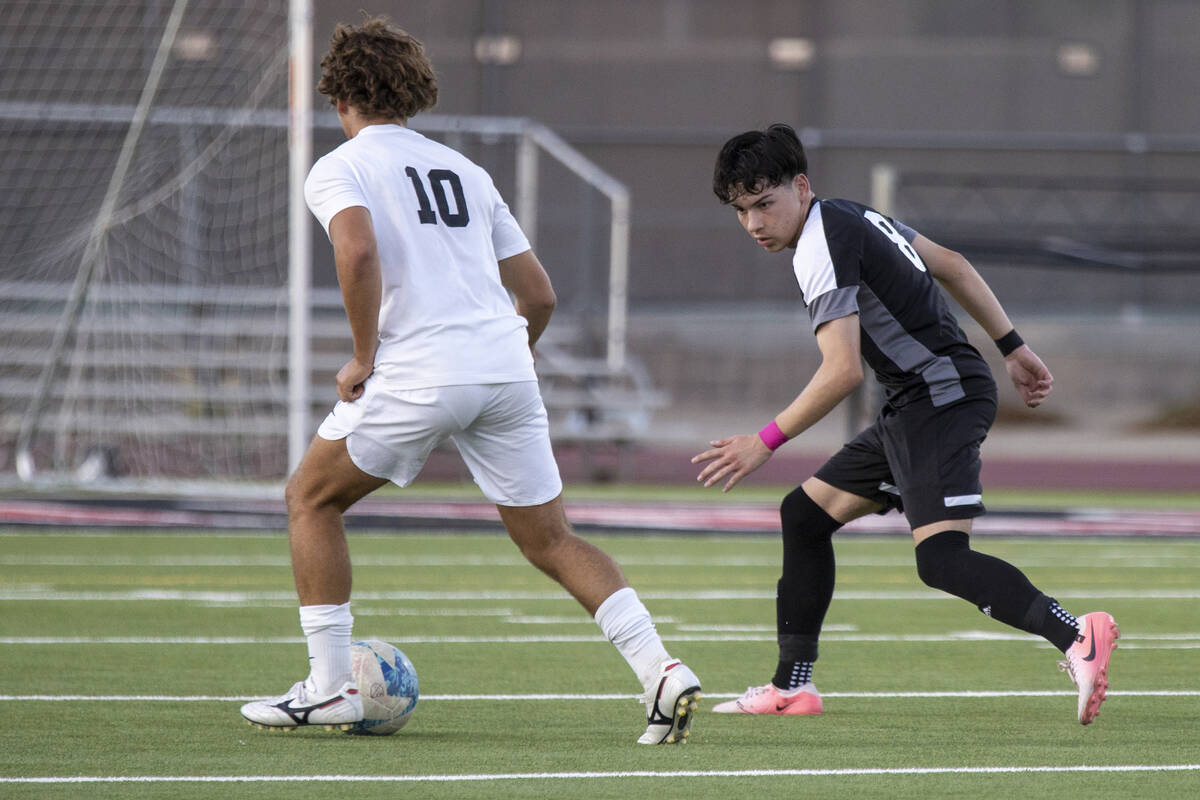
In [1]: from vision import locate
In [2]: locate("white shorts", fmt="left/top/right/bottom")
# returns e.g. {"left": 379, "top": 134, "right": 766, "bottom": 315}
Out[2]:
{"left": 316, "top": 379, "right": 563, "bottom": 507}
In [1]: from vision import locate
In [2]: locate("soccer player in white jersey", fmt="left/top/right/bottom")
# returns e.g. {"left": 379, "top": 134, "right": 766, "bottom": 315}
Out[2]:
{"left": 240, "top": 18, "right": 699, "bottom": 744}
{"left": 693, "top": 125, "right": 1116, "bottom": 725}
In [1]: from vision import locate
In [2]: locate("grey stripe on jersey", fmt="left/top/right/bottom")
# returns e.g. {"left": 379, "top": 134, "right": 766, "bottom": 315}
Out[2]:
{"left": 857, "top": 286, "right": 966, "bottom": 407}
{"left": 808, "top": 285, "right": 860, "bottom": 330}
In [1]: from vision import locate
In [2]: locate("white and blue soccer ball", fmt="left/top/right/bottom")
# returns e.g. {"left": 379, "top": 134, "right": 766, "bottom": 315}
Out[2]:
{"left": 348, "top": 639, "right": 419, "bottom": 735}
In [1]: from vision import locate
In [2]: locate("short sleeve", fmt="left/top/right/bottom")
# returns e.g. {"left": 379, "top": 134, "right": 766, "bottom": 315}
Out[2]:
{"left": 892, "top": 218, "right": 919, "bottom": 243}
{"left": 793, "top": 202, "right": 861, "bottom": 331}
{"left": 489, "top": 184, "right": 531, "bottom": 260}
{"left": 808, "top": 286, "right": 860, "bottom": 330}
{"left": 304, "top": 155, "right": 367, "bottom": 236}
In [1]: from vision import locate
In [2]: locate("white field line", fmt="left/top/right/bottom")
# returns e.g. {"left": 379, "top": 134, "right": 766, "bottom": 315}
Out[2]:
{"left": 2, "top": 690, "right": 1198, "bottom": 702}
{"left": 1, "top": 632, "right": 1197, "bottom": 646}
{"left": 5, "top": 553, "right": 1200, "bottom": 568}
{"left": 3, "top": 765, "right": 1200, "bottom": 784}
{"left": 4, "top": 588, "right": 1200, "bottom": 602}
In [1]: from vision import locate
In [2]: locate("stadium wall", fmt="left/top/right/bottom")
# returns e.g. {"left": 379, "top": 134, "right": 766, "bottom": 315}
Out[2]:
{"left": 307, "top": 0, "right": 1199, "bottom": 438}
{"left": 309, "top": 0, "right": 1200, "bottom": 310}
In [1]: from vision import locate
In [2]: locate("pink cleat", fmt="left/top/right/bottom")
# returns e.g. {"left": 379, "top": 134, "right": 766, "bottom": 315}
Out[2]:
{"left": 712, "top": 682, "right": 822, "bottom": 715}
{"left": 1059, "top": 611, "right": 1119, "bottom": 725}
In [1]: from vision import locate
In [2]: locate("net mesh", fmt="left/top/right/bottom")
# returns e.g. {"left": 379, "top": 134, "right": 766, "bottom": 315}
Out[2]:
{"left": 0, "top": 0, "right": 291, "bottom": 482}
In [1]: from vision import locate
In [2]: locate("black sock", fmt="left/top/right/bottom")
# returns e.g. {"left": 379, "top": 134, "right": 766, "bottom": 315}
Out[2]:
{"left": 774, "top": 487, "right": 842, "bottom": 686}
{"left": 1021, "top": 595, "right": 1082, "bottom": 653}
{"left": 915, "top": 530, "right": 1049, "bottom": 632}
{"left": 772, "top": 659, "right": 814, "bottom": 690}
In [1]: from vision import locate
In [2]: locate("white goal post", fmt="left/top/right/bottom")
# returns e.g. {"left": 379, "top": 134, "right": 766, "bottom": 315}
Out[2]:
{"left": 0, "top": 0, "right": 632, "bottom": 487}
{"left": 287, "top": 0, "right": 313, "bottom": 477}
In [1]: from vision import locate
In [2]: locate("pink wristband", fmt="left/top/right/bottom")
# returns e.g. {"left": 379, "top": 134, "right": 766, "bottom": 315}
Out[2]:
{"left": 757, "top": 420, "right": 789, "bottom": 451}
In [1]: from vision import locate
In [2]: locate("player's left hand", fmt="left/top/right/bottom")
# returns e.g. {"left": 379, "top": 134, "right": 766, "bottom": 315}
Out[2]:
{"left": 691, "top": 433, "right": 772, "bottom": 492}
{"left": 1004, "top": 345, "right": 1053, "bottom": 408}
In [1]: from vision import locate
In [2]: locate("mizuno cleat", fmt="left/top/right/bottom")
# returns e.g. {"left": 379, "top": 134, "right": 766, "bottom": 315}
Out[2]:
{"left": 240, "top": 678, "right": 363, "bottom": 731}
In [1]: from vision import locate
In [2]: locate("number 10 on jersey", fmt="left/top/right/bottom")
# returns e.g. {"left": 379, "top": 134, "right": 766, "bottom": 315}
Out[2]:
{"left": 405, "top": 167, "right": 470, "bottom": 228}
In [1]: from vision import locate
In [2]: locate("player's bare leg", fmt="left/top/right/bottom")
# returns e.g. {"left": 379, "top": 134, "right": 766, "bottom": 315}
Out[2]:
{"left": 285, "top": 435, "right": 387, "bottom": 606}
{"left": 241, "top": 436, "right": 387, "bottom": 732}
{"left": 802, "top": 476, "right": 884, "bottom": 523}
{"left": 499, "top": 496, "right": 701, "bottom": 743}
{"left": 498, "top": 495, "right": 627, "bottom": 614}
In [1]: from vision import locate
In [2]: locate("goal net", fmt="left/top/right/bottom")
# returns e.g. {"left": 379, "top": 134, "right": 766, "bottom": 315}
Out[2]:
{"left": 0, "top": 1, "right": 642, "bottom": 490}
{"left": 0, "top": 0, "right": 292, "bottom": 485}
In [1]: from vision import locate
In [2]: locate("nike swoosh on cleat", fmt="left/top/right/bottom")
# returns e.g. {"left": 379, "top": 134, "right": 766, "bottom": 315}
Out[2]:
{"left": 1081, "top": 620, "right": 1098, "bottom": 662}
{"left": 646, "top": 678, "right": 673, "bottom": 725}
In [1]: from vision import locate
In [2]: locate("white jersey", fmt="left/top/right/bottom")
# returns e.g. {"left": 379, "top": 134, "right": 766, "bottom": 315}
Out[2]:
{"left": 305, "top": 124, "right": 535, "bottom": 389}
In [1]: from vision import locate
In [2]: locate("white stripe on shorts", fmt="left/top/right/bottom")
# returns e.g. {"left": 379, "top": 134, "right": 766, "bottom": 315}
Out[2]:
{"left": 943, "top": 494, "right": 983, "bottom": 507}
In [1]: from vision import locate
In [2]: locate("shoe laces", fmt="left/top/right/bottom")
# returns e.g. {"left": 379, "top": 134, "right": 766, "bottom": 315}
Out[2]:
{"left": 1057, "top": 656, "right": 1079, "bottom": 686}
{"left": 283, "top": 680, "right": 310, "bottom": 703}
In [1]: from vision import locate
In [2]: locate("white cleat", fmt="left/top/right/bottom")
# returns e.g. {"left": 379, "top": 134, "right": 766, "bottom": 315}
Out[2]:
{"left": 240, "top": 678, "right": 363, "bottom": 731}
{"left": 638, "top": 659, "right": 701, "bottom": 745}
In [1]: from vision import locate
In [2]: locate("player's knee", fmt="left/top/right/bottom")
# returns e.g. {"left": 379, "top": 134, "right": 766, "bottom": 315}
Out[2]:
{"left": 914, "top": 530, "right": 970, "bottom": 590}
{"left": 285, "top": 470, "right": 353, "bottom": 517}
{"left": 284, "top": 473, "right": 313, "bottom": 515}
{"left": 780, "top": 487, "right": 840, "bottom": 548}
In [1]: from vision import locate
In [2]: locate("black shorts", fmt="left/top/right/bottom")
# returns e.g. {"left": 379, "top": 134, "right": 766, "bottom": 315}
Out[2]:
{"left": 814, "top": 388, "right": 998, "bottom": 529}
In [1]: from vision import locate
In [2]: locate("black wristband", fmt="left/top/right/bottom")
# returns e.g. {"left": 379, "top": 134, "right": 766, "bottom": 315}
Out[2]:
{"left": 994, "top": 329, "right": 1024, "bottom": 357}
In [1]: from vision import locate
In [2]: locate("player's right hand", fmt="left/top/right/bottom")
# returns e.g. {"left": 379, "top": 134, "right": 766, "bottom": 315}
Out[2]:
{"left": 691, "top": 433, "right": 773, "bottom": 493}
{"left": 336, "top": 358, "right": 374, "bottom": 402}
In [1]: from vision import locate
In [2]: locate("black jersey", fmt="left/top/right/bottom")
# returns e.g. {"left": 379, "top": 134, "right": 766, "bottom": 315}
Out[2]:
{"left": 791, "top": 197, "right": 993, "bottom": 408}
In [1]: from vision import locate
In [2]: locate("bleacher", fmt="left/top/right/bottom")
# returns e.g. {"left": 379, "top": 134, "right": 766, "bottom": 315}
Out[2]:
{"left": 0, "top": 280, "right": 665, "bottom": 481}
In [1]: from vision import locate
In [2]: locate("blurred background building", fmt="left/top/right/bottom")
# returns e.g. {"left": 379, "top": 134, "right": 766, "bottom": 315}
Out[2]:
{"left": 311, "top": 0, "right": 1200, "bottom": 476}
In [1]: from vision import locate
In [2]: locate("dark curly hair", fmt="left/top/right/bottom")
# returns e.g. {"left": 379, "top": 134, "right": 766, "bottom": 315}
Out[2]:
{"left": 317, "top": 17, "right": 438, "bottom": 120}
{"left": 712, "top": 124, "right": 808, "bottom": 204}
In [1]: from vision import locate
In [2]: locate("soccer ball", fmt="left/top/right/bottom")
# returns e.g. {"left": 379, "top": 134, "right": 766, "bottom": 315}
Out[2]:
{"left": 347, "top": 639, "right": 419, "bottom": 735}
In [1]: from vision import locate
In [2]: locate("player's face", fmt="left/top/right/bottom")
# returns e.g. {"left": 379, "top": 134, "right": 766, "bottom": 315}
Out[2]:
{"left": 729, "top": 174, "right": 812, "bottom": 252}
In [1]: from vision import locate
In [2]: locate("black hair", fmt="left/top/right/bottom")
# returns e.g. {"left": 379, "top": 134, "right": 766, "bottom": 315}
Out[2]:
{"left": 712, "top": 123, "right": 808, "bottom": 204}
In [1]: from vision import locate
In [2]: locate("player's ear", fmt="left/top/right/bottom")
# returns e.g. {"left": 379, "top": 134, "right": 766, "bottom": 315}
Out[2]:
{"left": 793, "top": 173, "right": 809, "bottom": 193}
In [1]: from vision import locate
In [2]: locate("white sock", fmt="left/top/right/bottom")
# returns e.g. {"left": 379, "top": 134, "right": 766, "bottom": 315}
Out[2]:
{"left": 594, "top": 587, "right": 671, "bottom": 690}
{"left": 299, "top": 602, "right": 354, "bottom": 695}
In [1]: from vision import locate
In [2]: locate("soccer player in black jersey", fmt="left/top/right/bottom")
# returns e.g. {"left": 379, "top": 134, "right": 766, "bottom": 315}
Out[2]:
{"left": 694, "top": 124, "right": 1117, "bottom": 724}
